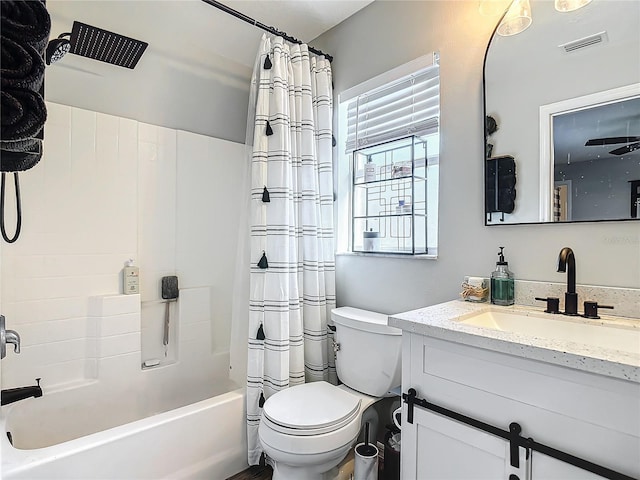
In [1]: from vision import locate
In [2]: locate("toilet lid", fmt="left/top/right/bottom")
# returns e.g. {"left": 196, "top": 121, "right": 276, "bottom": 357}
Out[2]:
{"left": 263, "top": 381, "right": 361, "bottom": 435}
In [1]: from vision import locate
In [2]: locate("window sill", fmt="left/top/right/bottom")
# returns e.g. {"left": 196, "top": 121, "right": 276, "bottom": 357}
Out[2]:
{"left": 336, "top": 250, "right": 438, "bottom": 260}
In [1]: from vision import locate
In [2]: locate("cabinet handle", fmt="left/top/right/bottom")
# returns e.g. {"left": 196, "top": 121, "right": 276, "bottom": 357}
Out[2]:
{"left": 509, "top": 423, "right": 522, "bottom": 468}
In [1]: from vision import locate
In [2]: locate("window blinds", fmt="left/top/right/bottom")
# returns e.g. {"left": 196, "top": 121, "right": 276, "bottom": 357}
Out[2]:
{"left": 345, "top": 64, "right": 440, "bottom": 153}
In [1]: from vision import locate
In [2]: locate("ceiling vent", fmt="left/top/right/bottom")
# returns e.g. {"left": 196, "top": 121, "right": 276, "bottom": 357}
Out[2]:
{"left": 559, "top": 31, "right": 608, "bottom": 54}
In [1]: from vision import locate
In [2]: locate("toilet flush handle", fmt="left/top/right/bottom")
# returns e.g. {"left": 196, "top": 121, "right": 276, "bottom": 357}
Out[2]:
{"left": 332, "top": 340, "right": 340, "bottom": 361}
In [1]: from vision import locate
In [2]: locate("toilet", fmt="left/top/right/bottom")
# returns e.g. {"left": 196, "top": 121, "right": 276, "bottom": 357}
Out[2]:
{"left": 258, "top": 307, "right": 402, "bottom": 480}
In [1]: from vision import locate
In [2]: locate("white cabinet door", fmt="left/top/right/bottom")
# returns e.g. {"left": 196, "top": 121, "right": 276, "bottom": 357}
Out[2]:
{"left": 401, "top": 405, "right": 525, "bottom": 480}
{"left": 532, "top": 453, "right": 607, "bottom": 480}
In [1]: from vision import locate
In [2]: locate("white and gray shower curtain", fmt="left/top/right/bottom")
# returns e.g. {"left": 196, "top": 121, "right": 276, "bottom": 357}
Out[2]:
{"left": 246, "top": 35, "right": 336, "bottom": 465}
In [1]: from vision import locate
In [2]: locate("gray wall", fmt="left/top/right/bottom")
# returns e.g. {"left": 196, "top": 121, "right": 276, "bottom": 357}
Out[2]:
{"left": 44, "top": 49, "right": 251, "bottom": 145}
{"left": 313, "top": 1, "right": 640, "bottom": 315}
{"left": 44, "top": 0, "right": 256, "bottom": 144}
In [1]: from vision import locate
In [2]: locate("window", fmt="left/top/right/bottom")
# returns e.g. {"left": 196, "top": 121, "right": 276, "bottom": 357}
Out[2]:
{"left": 336, "top": 54, "right": 440, "bottom": 256}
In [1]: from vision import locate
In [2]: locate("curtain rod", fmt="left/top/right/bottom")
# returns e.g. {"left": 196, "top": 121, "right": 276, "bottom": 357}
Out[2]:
{"left": 201, "top": 0, "right": 333, "bottom": 62}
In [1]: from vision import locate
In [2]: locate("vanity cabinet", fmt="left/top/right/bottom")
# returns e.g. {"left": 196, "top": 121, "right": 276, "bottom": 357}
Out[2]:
{"left": 402, "top": 405, "right": 518, "bottom": 479}
{"left": 399, "top": 333, "right": 639, "bottom": 480}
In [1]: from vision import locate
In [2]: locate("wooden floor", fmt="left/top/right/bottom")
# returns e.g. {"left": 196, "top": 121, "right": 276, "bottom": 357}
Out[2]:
{"left": 226, "top": 457, "right": 388, "bottom": 479}
{"left": 227, "top": 465, "right": 273, "bottom": 480}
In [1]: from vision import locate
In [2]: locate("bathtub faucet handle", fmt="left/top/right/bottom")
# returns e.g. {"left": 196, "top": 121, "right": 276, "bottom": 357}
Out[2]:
{"left": 1, "top": 314, "right": 21, "bottom": 359}
{"left": 7, "top": 333, "right": 20, "bottom": 353}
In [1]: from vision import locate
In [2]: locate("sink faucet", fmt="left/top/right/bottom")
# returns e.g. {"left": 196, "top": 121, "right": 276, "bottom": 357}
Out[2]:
{"left": 1, "top": 314, "right": 21, "bottom": 359}
{"left": 1, "top": 378, "right": 43, "bottom": 405}
{"left": 557, "top": 247, "right": 578, "bottom": 315}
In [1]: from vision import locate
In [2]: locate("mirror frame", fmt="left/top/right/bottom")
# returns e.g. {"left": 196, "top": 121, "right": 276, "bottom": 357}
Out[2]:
{"left": 482, "top": 3, "right": 640, "bottom": 227}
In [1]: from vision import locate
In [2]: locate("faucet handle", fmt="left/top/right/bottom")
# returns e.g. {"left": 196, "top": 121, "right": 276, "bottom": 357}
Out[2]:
{"left": 6, "top": 331, "right": 21, "bottom": 353}
{"left": 535, "top": 297, "right": 561, "bottom": 314}
{"left": 583, "top": 301, "right": 614, "bottom": 319}
{"left": 1, "top": 315, "right": 22, "bottom": 359}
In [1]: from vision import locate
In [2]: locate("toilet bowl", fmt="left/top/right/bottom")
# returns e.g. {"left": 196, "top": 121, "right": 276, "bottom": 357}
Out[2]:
{"left": 259, "top": 382, "right": 376, "bottom": 480}
{"left": 258, "top": 307, "right": 402, "bottom": 480}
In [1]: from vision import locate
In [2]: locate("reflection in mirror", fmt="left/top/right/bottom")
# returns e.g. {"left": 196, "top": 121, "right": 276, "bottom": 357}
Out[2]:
{"left": 484, "top": 0, "right": 640, "bottom": 225}
{"left": 541, "top": 91, "right": 640, "bottom": 222}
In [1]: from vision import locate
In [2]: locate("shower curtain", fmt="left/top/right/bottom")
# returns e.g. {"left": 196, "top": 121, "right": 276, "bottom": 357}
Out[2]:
{"left": 245, "top": 35, "right": 336, "bottom": 465}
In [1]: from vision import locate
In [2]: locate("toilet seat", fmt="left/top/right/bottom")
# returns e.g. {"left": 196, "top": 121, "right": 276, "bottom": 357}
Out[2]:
{"left": 263, "top": 382, "right": 361, "bottom": 436}
{"left": 259, "top": 382, "right": 369, "bottom": 455}
{"left": 260, "top": 408, "right": 362, "bottom": 455}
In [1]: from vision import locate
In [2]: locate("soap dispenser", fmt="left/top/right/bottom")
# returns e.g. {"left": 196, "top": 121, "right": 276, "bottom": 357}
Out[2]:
{"left": 491, "top": 247, "right": 514, "bottom": 306}
{"left": 123, "top": 259, "right": 140, "bottom": 295}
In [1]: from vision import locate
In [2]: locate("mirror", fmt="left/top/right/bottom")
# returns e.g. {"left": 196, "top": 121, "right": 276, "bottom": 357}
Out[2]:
{"left": 484, "top": 0, "right": 640, "bottom": 224}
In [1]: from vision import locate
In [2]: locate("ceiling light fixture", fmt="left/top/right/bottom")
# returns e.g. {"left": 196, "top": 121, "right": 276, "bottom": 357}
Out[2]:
{"left": 497, "top": 0, "right": 532, "bottom": 36}
{"left": 554, "top": 0, "right": 592, "bottom": 12}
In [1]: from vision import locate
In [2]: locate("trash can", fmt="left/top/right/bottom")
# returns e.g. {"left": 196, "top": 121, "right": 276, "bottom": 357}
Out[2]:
{"left": 383, "top": 427, "right": 400, "bottom": 480}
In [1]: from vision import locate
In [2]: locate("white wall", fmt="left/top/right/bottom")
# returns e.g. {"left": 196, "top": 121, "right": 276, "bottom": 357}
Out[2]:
{"left": 136, "top": 124, "right": 244, "bottom": 365}
{"left": 1, "top": 103, "right": 244, "bottom": 389}
{"left": 313, "top": 1, "right": 640, "bottom": 315}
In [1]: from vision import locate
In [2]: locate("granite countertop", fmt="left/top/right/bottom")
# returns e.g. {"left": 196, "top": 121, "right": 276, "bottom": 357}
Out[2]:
{"left": 389, "top": 300, "right": 640, "bottom": 383}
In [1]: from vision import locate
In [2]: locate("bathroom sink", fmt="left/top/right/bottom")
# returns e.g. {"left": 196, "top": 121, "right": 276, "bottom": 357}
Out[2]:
{"left": 457, "top": 309, "right": 640, "bottom": 356}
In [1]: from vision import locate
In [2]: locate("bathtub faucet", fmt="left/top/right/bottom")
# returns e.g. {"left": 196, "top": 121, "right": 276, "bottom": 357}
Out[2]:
{"left": 1, "top": 378, "right": 43, "bottom": 406}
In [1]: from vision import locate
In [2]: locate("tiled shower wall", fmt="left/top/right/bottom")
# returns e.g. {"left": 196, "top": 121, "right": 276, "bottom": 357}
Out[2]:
{"left": 1, "top": 102, "right": 245, "bottom": 388}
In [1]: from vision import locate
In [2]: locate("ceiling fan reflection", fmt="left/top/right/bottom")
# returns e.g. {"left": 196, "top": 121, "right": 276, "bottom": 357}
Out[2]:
{"left": 584, "top": 136, "right": 640, "bottom": 155}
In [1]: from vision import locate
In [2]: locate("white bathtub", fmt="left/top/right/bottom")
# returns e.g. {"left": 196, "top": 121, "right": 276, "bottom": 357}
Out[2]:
{"left": 1, "top": 375, "right": 248, "bottom": 479}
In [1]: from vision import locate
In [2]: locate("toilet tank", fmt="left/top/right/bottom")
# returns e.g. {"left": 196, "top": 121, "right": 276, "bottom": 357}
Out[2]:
{"left": 331, "top": 307, "right": 402, "bottom": 397}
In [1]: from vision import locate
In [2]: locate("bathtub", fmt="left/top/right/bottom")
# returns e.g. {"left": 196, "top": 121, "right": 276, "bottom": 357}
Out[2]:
{"left": 1, "top": 374, "right": 248, "bottom": 479}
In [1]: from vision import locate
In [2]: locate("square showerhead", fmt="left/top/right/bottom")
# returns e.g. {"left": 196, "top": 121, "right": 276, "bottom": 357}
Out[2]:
{"left": 70, "top": 21, "right": 148, "bottom": 69}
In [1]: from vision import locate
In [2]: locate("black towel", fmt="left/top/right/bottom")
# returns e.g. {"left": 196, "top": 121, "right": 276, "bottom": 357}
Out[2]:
{"left": 1, "top": 140, "right": 42, "bottom": 172}
{"left": 1, "top": 0, "right": 51, "bottom": 53}
{"left": 1, "top": 89, "right": 46, "bottom": 141}
{"left": 0, "top": 137, "right": 40, "bottom": 153}
{"left": 1, "top": 35, "right": 45, "bottom": 91}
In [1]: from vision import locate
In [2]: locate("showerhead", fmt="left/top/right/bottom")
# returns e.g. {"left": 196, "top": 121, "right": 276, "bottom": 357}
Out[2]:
{"left": 69, "top": 21, "right": 148, "bottom": 69}
{"left": 45, "top": 33, "right": 71, "bottom": 65}
{"left": 44, "top": 22, "right": 148, "bottom": 69}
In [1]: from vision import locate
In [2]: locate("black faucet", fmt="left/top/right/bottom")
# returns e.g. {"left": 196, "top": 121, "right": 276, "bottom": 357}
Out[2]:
{"left": 1, "top": 378, "right": 42, "bottom": 406}
{"left": 557, "top": 247, "right": 578, "bottom": 315}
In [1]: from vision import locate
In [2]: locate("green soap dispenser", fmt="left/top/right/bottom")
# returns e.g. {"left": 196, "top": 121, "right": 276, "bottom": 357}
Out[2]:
{"left": 491, "top": 247, "right": 514, "bottom": 306}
